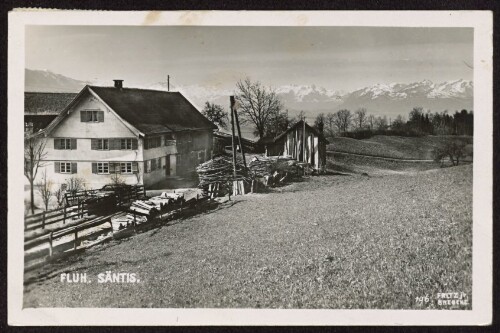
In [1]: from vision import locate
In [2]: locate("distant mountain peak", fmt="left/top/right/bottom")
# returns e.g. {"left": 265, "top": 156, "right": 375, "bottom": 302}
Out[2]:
{"left": 24, "top": 68, "right": 473, "bottom": 118}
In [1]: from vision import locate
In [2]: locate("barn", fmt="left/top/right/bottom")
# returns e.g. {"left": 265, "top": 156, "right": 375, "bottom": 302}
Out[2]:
{"left": 264, "top": 120, "right": 329, "bottom": 172}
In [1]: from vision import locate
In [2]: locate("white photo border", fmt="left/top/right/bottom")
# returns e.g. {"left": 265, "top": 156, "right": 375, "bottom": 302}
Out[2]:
{"left": 8, "top": 10, "right": 493, "bottom": 326}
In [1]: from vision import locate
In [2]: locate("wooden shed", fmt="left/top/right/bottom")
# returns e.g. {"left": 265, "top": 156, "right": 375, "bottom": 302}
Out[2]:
{"left": 265, "top": 120, "right": 329, "bottom": 172}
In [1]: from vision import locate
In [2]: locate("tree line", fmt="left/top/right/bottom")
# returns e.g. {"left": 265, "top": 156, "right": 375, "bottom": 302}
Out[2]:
{"left": 202, "top": 78, "right": 473, "bottom": 139}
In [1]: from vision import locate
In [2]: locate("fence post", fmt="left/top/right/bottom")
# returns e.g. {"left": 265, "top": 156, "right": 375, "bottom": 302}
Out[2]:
{"left": 42, "top": 211, "right": 46, "bottom": 230}
{"left": 48, "top": 232, "right": 53, "bottom": 257}
{"left": 74, "top": 230, "right": 78, "bottom": 250}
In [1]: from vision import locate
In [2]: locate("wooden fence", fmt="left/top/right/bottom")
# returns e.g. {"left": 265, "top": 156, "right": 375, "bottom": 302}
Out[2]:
{"left": 24, "top": 203, "right": 87, "bottom": 231}
{"left": 64, "top": 185, "right": 145, "bottom": 206}
{"left": 24, "top": 195, "right": 216, "bottom": 272}
{"left": 24, "top": 185, "right": 146, "bottom": 232}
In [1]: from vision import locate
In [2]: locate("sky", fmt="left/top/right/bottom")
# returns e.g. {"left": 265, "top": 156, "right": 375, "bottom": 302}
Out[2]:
{"left": 25, "top": 26, "right": 473, "bottom": 91}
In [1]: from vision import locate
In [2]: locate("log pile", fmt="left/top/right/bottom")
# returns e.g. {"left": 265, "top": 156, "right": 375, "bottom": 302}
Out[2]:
{"left": 248, "top": 156, "right": 301, "bottom": 178}
{"left": 129, "top": 200, "right": 159, "bottom": 217}
{"left": 196, "top": 155, "right": 250, "bottom": 187}
{"left": 111, "top": 214, "right": 147, "bottom": 231}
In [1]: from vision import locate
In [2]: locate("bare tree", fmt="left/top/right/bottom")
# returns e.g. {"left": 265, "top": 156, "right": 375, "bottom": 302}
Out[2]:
{"left": 367, "top": 114, "right": 376, "bottom": 130}
{"left": 235, "top": 78, "right": 284, "bottom": 139}
{"left": 353, "top": 108, "right": 368, "bottom": 130}
{"left": 391, "top": 115, "right": 406, "bottom": 131}
{"left": 333, "top": 109, "right": 352, "bottom": 133}
{"left": 65, "top": 177, "right": 86, "bottom": 195}
{"left": 432, "top": 141, "right": 467, "bottom": 166}
{"left": 201, "top": 102, "right": 228, "bottom": 129}
{"left": 325, "top": 112, "right": 337, "bottom": 137}
{"left": 36, "top": 170, "right": 53, "bottom": 211}
{"left": 53, "top": 185, "right": 66, "bottom": 209}
{"left": 24, "top": 133, "right": 46, "bottom": 214}
{"left": 375, "top": 115, "right": 388, "bottom": 130}
{"left": 110, "top": 173, "right": 126, "bottom": 185}
{"left": 314, "top": 113, "right": 326, "bottom": 133}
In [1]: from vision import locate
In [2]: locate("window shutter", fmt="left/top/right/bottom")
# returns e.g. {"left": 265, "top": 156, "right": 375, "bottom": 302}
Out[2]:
{"left": 80, "top": 111, "right": 86, "bottom": 122}
{"left": 71, "top": 138, "right": 77, "bottom": 150}
{"left": 54, "top": 138, "right": 61, "bottom": 150}
{"left": 110, "top": 138, "right": 119, "bottom": 150}
{"left": 132, "top": 139, "right": 138, "bottom": 150}
{"left": 109, "top": 162, "right": 116, "bottom": 174}
{"left": 92, "top": 162, "right": 97, "bottom": 174}
{"left": 91, "top": 139, "right": 98, "bottom": 150}
{"left": 54, "top": 162, "right": 60, "bottom": 173}
{"left": 97, "top": 111, "right": 104, "bottom": 122}
{"left": 71, "top": 163, "right": 77, "bottom": 174}
{"left": 132, "top": 162, "right": 138, "bottom": 174}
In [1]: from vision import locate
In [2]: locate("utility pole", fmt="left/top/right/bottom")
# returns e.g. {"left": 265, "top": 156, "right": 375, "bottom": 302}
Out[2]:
{"left": 233, "top": 104, "right": 247, "bottom": 170}
{"left": 167, "top": 75, "right": 170, "bottom": 92}
{"left": 230, "top": 96, "right": 237, "bottom": 179}
{"left": 303, "top": 116, "right": 306, "bottom": 163}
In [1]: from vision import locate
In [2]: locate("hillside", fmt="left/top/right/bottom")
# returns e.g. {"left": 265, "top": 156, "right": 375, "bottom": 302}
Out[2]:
{"left": 24, "top": 165, "right": 472, "bottom": 309}
{"left": 327, "top": 135, "right": 473, "bottom": 160}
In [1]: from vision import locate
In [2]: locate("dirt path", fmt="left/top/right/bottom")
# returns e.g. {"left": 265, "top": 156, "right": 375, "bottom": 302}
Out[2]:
{"left": 327, "top": 150, "right": 436, "bottom": 162}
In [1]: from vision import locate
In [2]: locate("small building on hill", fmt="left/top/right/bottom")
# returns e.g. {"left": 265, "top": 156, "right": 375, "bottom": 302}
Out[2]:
{"left": 264, "top": 120, "right": 329, "bottom": 172}
{"left": 35, "top": 80, "right": 217, "bottom": 188}
{"left": 25, "top": 92, "right": 78, "bottom": 133}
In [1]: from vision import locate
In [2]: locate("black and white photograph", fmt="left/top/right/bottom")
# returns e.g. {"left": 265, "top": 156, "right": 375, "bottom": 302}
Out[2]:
{"left": 8, "top": 10, "right": 493, "bottom": 326}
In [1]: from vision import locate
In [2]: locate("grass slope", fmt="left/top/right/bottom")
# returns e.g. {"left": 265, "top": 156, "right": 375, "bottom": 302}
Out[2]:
{"left": 328, "top": 135, "right": 473, "bottom": 160}
{"left": 24, "top": 165, "right": 472, "bottom": 309}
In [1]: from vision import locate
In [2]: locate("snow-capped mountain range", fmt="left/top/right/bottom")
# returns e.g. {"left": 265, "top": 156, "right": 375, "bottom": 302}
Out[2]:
{"left": 25, "top": 69, "right": 473, "bottom": 117}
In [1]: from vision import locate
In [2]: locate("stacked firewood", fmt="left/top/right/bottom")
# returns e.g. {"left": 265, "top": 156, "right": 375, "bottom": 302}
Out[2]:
{"left": 111, "top": 214, "right": 147, "bottom": 231}
{"left": 196, "top": 155, "right": 250, "bottom": 187}
{"left": 248, "top": 156, "right": 300, "bottom": 178}
{"left": 129, "top": 200, "right": 159, "bottom": 216}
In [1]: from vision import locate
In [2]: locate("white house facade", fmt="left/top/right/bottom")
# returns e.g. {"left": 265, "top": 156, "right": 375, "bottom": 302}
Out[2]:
{"left": 36, "top": 81, "right": 216, "bottom": 189}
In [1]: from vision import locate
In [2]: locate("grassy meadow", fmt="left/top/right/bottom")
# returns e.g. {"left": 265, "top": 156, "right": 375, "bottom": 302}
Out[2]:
{"left": 24, "top": 162, "right": 472, "bottom": 309}
{"left": 327, "top": 135, "right": 473, "bottom": 160}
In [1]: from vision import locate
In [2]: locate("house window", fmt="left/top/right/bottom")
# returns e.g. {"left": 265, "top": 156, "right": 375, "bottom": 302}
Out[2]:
{"left": 121, "top": 162, "right": 132, "bottom": 174}
{"left": 55, "top": 161, "right": 77, "bottom": 174}
{"left": 81, "top": 110, "right": 104, "bottom": 122}
{"left": 145, "top": 160, "right": 151, "bottom": 173}
{"left": 54, "top": 138, "right": 76, "bottom": 150}
{"left": 98, "top": 139, "right": 109, "bottom": 150}
{"left": 97, "top": 162, "right": 109, "bottom": 174}
{"left": 151, "top": 158, "right": 157, "bottom": 171}
{"left": 120, "top": 138, "right": 133, "bottom": 150}
{"left": 145, "top": 136, "right": 162, "bottom": 149}
{"left": 60, "top": 162, "right": 71, "bottom": 174}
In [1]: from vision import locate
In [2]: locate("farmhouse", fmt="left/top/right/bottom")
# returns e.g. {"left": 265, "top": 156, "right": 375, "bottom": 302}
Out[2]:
{"left": 36, "top": 80, "right": 217, "bottom": 188}
{"left": 264, "top": 120, "right": 329, "bottom": 172}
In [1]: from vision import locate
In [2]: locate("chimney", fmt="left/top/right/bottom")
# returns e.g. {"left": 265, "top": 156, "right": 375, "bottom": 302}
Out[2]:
{"left": 113, "top": 80, "right": 123, "bottom": 89}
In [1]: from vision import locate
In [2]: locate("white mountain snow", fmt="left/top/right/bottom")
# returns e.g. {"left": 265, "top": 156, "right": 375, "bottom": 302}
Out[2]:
{"left": 25, "top": 69, "right": 473, "bottom": 117}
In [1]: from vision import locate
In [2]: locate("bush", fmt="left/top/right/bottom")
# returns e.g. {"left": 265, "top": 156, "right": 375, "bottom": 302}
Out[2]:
{"left": 432, "top": 141, "right": 467, "bottom": 166}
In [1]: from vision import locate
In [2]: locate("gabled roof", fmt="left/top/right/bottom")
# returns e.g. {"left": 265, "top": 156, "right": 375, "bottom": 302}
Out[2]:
{"left": 273, "top": 120, "right": 329, "bottom": 144}
{"left": 89, "top": 86, "right": 217, "bottom": 134}
{"left": 25, "top": 92, "right": 78, "bottom": 115}
{"left": 43, "top": 85, "right": 217, "bottom": 136}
